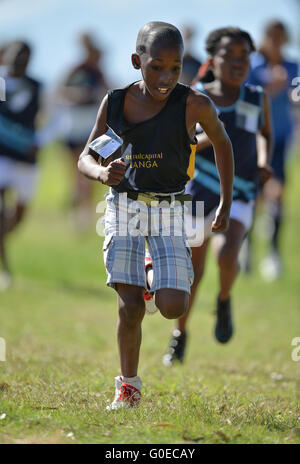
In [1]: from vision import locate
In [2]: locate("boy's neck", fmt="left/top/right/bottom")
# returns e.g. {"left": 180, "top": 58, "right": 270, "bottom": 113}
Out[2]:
{"left": 139, "top": 81, "right": 171, "bottom": 104}
{"left": 123, "top": 80, "right": 176, "bottom": 125}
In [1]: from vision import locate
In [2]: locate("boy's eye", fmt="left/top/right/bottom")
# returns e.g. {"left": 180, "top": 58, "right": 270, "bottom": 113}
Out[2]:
{"left": 222, "top": 53, "right": 249, "bottom": 62}
{"left": 151, "top": 65, "right": 181, "bottom": 72}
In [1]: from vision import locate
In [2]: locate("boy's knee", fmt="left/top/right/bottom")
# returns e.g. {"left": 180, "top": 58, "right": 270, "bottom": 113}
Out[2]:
{"left": 160, "top": 305, "right": 187, "bottom": 319}
{"left": 119, "top": 298, "right": 145, "bottom": 328}
{"left": 155, "top": 291, "right": 188, "bottom": 320}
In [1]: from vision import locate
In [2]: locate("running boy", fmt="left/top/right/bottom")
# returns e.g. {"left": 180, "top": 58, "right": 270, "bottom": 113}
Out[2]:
{"left": 163, "top": 27, "right": 273, "bottom": 366}
{"left": 248, "top": 20, "right": 298, "bottom": 280}
{"left": 78, "top": 22, "right": 234, "bottom": 409}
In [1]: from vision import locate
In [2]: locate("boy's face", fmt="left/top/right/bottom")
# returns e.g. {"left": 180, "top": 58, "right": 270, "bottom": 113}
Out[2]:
{"left": 212, "top": 37, "right": 251, "bottom": 87}
{"left": 135, "top": 42, "right": 183, "bottom": 101}
{"left": 267, "top": 26, "right": 287, "bottom": 48}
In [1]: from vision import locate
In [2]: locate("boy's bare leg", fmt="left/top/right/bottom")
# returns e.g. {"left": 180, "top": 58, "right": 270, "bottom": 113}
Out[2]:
{"left": 212, "top": 219, "right": 246, "bottom": 300}
{"left": 161, "top": 240, "right": 210, "bottom": 365}
{"left": 260, "top": 178, "right": 284, "bottom": 280}
{"left": 116, "top": 283, "right": 145, "bottom": 378}
{"left": 177, "top": 240, "right": 210, "bottom": 333}
{"left": 0, "top": 189, "right": 9, "bottom": 274}
{"left": 4, "top": 203, "right": 26, "bottom": 235}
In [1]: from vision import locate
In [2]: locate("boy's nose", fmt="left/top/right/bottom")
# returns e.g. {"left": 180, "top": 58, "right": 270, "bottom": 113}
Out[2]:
{"left": 231, "top": 57, "right": 245, "bottom": 66}
{"left": 159, "top": 71, "right": 173, "bottom": 85}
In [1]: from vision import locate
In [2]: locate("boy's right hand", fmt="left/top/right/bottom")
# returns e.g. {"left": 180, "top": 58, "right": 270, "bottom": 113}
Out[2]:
{"left": 211, "top": 203, "right": 230, "bottom": 233}
{"left": 258, "top": 164, "right": 273, "bottom": 185}
{"left": 100, "top": 158, "right": 126, "bottom": 185}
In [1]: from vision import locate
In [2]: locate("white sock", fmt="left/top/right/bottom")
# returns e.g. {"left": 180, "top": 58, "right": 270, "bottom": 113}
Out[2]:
{"left": 121, "top": 376, "right": 142, "bottom": 390}
{"left": 122, "top": 375, "right": 138, "bottom": 383}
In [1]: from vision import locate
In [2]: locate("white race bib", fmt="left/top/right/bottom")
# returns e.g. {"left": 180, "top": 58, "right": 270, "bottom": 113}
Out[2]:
{"left": 236, "top": 101, "right": 260, "bottom": 133}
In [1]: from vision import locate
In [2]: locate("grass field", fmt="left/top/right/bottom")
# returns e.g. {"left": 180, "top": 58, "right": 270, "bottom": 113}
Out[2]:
{"left": 0, "top": 143, "right": 299, "bottom": 444}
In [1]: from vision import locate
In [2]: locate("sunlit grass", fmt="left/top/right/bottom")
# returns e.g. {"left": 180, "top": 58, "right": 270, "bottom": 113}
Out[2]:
{"left": 0, "top": 143, "right": 299, "bottom": 444}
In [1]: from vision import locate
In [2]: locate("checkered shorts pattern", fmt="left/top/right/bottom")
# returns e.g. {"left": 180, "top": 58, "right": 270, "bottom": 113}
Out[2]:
{"left": 102, "top": 189, "right": 194, "bottom": 294}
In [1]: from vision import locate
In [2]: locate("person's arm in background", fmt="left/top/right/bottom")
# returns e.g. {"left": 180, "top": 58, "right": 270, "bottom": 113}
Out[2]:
{"left": 256, "top": 92, "right": 273, "bottom": 184}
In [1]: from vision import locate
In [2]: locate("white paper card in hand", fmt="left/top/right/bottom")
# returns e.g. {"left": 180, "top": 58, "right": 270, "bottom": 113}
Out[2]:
{"left": 89, "top": 127, "right": 123, "bottom": 160}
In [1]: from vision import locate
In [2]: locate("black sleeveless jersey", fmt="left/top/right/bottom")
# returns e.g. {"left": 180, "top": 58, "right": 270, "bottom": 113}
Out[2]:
{"left": 0, "top": 70, "right": 41, "bottom": 164}
{"left": 106, "top": 82, "right": 197, "bottom": 194}
{"left": 186, "top": 82, "right": 264, "bottom": 215}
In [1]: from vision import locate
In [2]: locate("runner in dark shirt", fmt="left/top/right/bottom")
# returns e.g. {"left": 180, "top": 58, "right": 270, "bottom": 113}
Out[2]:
{"left": 0, "top": 40, "right": 41, "bottom": 290}
{"left": 59, "top": 33, "right": 108, "bottom": 230}
{"left": 162, "top": 27, "right": 273, "bottom": 366}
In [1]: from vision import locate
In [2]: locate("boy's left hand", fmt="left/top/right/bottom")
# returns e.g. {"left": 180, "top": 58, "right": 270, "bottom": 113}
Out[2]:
{"left": 211, "top": 203, "right": 230, "bottom": 233}
{"left": 258, "top": 164, "right": 273, "bottom": 184}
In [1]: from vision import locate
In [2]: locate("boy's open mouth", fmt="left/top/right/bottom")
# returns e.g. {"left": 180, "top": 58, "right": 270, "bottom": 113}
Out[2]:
{"left": 157, "top": 87, "right": 170, "bottom": 94}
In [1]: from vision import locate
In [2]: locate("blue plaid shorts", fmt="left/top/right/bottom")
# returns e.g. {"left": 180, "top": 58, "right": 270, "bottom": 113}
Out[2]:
{"left": 103, "top": 189, "right": 194, "bottom": 294}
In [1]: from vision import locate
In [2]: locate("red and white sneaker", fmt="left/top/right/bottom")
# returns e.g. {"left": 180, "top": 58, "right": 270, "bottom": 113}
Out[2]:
{"left": 144, "top": 254, "right": 158, "bottom": 315}
{"left": 106, "top": 376, "right": 142, "bottom": 410}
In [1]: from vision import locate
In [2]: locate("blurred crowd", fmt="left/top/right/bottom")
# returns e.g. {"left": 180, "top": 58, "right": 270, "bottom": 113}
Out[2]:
{"left": 0, "top": 21, "right": 299, "bottom": 290}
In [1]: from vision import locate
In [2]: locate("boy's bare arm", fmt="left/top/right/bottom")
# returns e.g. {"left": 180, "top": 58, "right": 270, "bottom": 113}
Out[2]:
{"left": 78, "top": 95, "right": 126, "bottom": 185}
{"left": 187, "top": 91, "right": 234, "bottom": 232}
{"left": 257, "top": 92, "right": 273, "bottom": 184}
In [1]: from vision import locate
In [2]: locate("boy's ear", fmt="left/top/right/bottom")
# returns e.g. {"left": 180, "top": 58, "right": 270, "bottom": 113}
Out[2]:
{"left": 131, "top": 53, "right": 141, "bottom": 69}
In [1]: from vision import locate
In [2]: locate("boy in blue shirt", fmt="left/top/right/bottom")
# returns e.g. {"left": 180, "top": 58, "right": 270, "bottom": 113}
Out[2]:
{"left": 248, "top": 20, "right": 298, "bottom": 280}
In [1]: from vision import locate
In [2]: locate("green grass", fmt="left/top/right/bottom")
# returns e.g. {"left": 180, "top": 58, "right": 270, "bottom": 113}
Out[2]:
{"left": 0, "top": 143, "right": 299, "bottom": 444}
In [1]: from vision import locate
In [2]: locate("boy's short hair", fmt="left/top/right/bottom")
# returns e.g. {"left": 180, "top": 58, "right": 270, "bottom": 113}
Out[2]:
{"left": 136, "top": 21, "right": 184, "bottom": 55}
{"left": 205, "top": 27, "right": 255, "bottom": 56}
{"left": 264, "top": 19, "right": 289, "bottom": 42}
